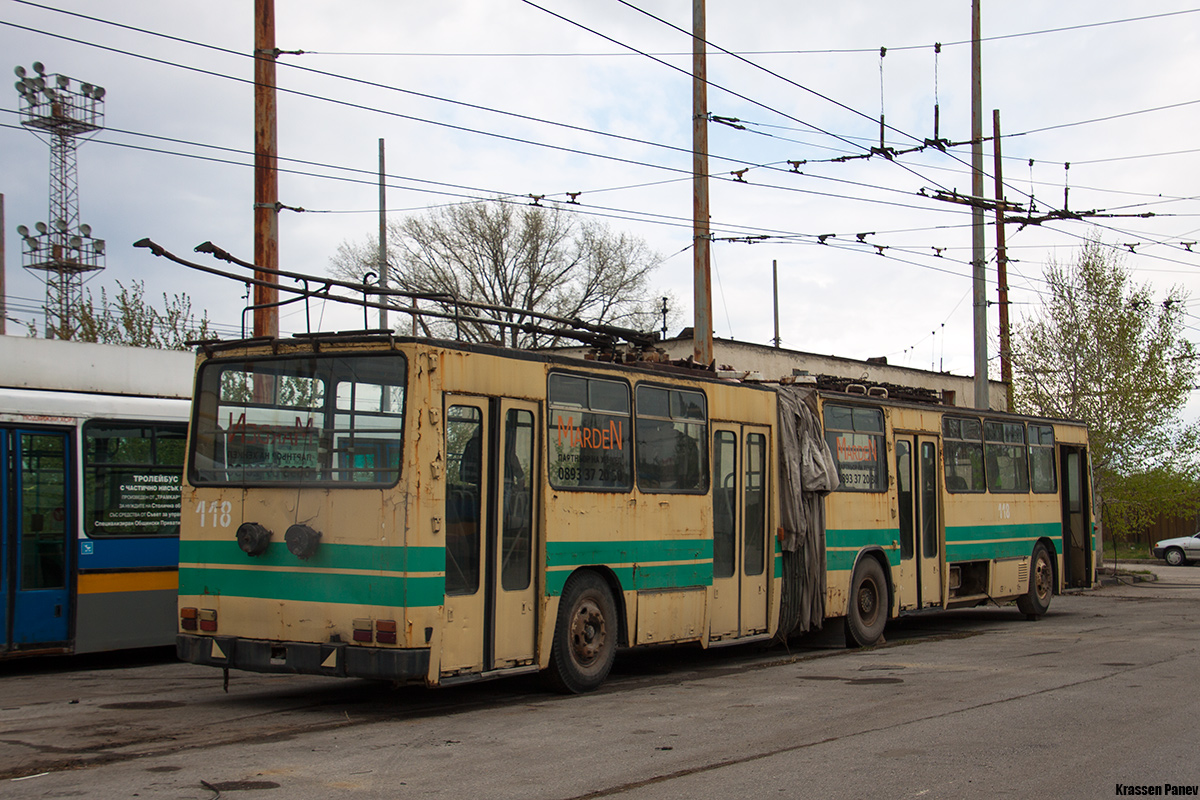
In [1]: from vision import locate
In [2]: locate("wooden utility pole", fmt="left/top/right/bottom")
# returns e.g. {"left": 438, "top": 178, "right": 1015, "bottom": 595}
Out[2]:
{"left": 992, "top": 109, "right": 1013, "bottom": 411}
{"left": 692, "top": 0, "right": 713, "bottom": 368}
{"left": 253, "top": 0, "right": 279, "bottom": 339}
{"left": 378, "top": 138, "right": 388, "bottom": 333}
{"left": 970, "top": 0, "right": 988, "bottom": 409}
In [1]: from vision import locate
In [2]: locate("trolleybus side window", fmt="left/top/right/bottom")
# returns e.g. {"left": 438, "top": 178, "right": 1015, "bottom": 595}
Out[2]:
{"left": 634, "top": 385, "right": 708, "bottom": 493}
{"left": 191, "top": 354, "right": 405, "bottom": 485}
{"left": 943, "top": 416, "right": 985, "bottom": 493}
{"left": 1028, "top": 424, "right": 1057, "bottom": 493}
{"left": 984, "top": 420, "right": 1029, "bottom": 493}
{"left": 84, "top": 421, "right": 187, "bottom": 537}
{"left": 823, "top": 404, "right": 887, "bottom": 492}
{"left": 547, "top": 373, "right": 632, "bottom": 491}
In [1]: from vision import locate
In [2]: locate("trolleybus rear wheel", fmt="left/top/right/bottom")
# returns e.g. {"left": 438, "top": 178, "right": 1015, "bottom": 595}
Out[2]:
{"left": 1016, "top": 542, "right": 1053, "bottom": 619}
{"left": 844, "top": 557, "right": 887, "bottom": 648}
{"left": 546, "top": 570, "right": 618, "bottom": 694}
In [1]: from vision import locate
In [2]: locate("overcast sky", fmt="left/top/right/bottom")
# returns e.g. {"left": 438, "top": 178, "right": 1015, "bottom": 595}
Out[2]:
{"left": 3, "top": 1, "right": 1199, "bottom": 392}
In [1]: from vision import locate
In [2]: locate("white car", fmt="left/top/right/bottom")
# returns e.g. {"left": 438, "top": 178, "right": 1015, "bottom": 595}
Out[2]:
{"left": 1153, "top": 533, "right": 1200, "bottom": 566}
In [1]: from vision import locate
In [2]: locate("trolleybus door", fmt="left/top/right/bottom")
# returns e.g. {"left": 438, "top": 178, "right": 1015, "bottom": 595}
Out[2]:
{"left": 895, "top": 435, "right": 942, "bottom": 610}
{"left": 441, "top": 397, "right": 538, "bottom": 677}
{"left": 1, "top": 429, "right": 72, "bottom": 653}
{"left": 490, "top": 401, "right": 538, "bottom": 669}
{"left": 1060, "top": 445, "right": 1091, "bottom": 588}
{"left": 710, "top": 424, "right": 770, "bottom": 639}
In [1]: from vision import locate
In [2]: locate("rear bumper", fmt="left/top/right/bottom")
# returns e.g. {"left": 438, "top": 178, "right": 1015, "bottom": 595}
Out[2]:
{"left": 177, "top": 634, "right": 430, "bottom": 681}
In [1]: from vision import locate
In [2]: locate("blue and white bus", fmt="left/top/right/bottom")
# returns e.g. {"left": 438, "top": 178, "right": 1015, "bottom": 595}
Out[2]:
{"left": 0, "top": 336, "right": 192, "bottom": 658}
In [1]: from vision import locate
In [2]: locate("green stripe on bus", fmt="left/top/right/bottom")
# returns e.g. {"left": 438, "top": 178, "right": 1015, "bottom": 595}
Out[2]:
{"left": 945, "top": 522, "right": 1061, "bottom": 543}
{"left": 826, "top": 547, "right": 900, "bottom": 573}
{"left": 945, "top": 522, "right": 1061, "bottom": 562}
{"left": 545, "top": 539, "right": 714, "bottom": 596}
{"left": 945, "top": 522, "right": 1060, "bottom": 561}
{"left": 178, "top": 566, "right": 445, "bottom": 608}
{"left": 179, "top": 539, "right": 443, "bottom": 573}
{"left": 546, "top": 538, "right": 713, "bottom": 567}
{"left": 545, "top": 561, "right": 714, "bottom": 597}
{"left": 826, "top": 527, "right": 901, "bottom": 550}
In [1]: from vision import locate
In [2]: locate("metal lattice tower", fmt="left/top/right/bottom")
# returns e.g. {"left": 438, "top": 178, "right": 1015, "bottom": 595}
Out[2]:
{"left": 13, "top": 62, "right": 107, "bottom": 338}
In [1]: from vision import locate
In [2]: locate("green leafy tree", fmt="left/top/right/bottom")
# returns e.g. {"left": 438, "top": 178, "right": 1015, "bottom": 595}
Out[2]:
{"left": 330, "top": 201, "right": 675, "bottom": 347}
{"left": 34, "top": 279, "right": 212, "bottom": 350}
{"left": 1011, "top": 235, "right": 1200, "bottom": 541}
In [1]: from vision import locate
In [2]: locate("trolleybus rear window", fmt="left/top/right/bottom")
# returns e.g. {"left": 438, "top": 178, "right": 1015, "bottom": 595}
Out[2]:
{"left": 190, "top": 354, "right": 406, "bottom": 485}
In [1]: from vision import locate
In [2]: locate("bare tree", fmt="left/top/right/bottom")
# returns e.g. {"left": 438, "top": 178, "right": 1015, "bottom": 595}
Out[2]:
{"left": 330, "top": 201, "right": 672, "bottom": 347}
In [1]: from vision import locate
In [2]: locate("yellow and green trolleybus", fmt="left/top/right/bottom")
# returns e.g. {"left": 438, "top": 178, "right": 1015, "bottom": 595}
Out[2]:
{"left": 176, "top": 332, "right": 1092, "bottom": 692}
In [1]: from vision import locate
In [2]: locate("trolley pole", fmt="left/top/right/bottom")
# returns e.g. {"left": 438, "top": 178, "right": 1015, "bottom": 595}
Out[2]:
{"left": 992, "top": 109, "right": 1014, "bottom": 412}
{"left": 970, "top": 0, "right": 988, "bottom": 410}
{"left": 692, "top": 0, "right": 713, "bottom": 368}
{"left": 253, "top": 0, "right": 279, "bottom": 339}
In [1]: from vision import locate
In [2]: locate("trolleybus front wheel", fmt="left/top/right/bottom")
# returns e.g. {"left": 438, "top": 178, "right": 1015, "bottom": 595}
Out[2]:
{"left": 844, "top": 557, "right": 887, "bottom": 648}
{"left": 546, "top": 570, "right": 618, "bottom": 694}
{"left": 1016, "top": 542, "right": 1053, "bottom": 619}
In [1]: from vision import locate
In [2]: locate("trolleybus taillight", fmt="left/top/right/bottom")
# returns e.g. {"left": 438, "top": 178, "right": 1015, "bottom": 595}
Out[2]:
{"left": 180, "top": 607, "right": 217, "bottom": 632}
{"left": 351, "top": 618, "right": 398, "bottom": 644}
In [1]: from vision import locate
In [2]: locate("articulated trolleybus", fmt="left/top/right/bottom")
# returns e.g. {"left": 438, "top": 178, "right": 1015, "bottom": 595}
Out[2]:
{"left": 176, "top": 332, "right": 1092, "bottom": 692}
{"left": 1, "top": 337, "right": 192, "bottom": 659}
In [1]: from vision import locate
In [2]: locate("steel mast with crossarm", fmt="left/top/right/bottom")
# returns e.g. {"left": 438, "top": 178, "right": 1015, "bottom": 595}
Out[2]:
{"left": 13, "top": 61, "right": 107, "bottom": 338}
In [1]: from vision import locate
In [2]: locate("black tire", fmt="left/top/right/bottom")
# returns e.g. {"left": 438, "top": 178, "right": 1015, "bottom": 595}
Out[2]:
{"left": 1016, "top": 542, "right": 1054, "bottom": 618}
{"left": 545, "top": 571, "right": 618, "bottom": 694}
{"left": 844, "top": 557, "right": 888, "bottom": 648}
{"left": 1164, "top": 547, "right": 1187, "bottom": 567}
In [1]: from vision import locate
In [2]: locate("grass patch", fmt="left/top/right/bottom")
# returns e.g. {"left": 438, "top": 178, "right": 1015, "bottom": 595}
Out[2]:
{"left": 1103, "top": 539, "right": 1154, "bottom": 561}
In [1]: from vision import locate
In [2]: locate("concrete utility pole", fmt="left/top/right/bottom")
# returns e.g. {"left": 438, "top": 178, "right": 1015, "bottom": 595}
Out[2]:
{"left": 992, "top": 109, "right": 1014, "bottom": 412}
{"left": 253, "top": 0, "right": 280, "bottom": 339}
{"left": 970, "top": 0, "right": 989, "bottom": 409}
{"left": 772, "top": 259, "right": 781, "bottom": 348}
{"left": 377, "top": 138, "right": 388, "bottom": 333}
{"left": 692, "top": 0, "right": 713, "bottom": 368}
